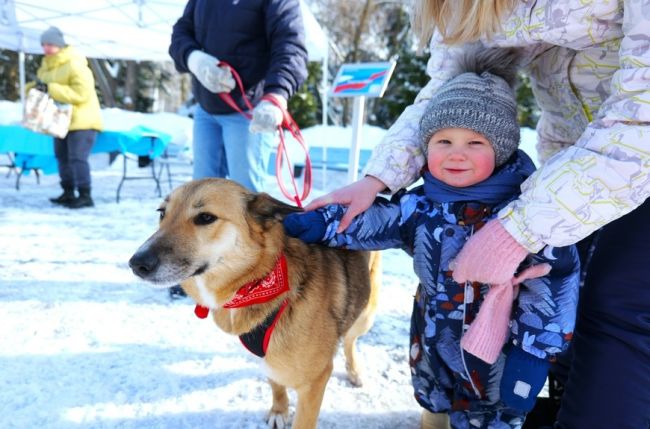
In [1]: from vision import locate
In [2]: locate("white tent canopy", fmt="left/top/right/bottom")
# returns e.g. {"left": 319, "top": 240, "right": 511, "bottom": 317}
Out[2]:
{"left": 0, "top": 1, "right": 186, "bottom": 62}
{"left": 0, "top": 0, "right": 328, "bottom": 62}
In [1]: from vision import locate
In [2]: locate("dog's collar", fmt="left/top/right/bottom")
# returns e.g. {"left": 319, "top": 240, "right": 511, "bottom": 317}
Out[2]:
{"left": 194, "top": 254, "right": 289, "bottom": 318}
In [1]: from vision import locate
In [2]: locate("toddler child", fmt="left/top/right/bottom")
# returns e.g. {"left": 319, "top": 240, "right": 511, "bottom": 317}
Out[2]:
{"left": 283, "top": 48, "right": 580, "bottom": 429}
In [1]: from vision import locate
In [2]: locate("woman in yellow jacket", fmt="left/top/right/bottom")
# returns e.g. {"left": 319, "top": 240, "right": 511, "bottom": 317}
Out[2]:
{"left": 28, "top": 27, "right": 102, "bottom": 208}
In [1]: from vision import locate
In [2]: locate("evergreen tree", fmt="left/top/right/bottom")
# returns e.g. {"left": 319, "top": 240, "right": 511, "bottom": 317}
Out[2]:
{"left": 369, "top": 6, "right": 429, "bottom": 129}
{"left": 288, "top": 61, "right": 322, "bottom": 129}
{"left": 0, "top": 49, "right": 42, "bottom": 101}
{"left": 371, "top": 45, "right": 429, "bottom": 129}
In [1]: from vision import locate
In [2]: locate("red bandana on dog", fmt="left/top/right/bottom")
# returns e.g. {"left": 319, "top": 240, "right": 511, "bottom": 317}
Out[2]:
{"left": 194, "top": 254, "right": 289, "bottom": 318}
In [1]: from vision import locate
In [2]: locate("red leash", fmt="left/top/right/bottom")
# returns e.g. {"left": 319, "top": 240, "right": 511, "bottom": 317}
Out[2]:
{"left": 217, "top": 61, "right": 312, "bottom": 208}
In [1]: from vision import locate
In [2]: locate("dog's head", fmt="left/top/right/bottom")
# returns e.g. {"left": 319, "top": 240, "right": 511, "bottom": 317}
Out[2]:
{"left": 129, "top": 178, "right": 301, "bottom": 288}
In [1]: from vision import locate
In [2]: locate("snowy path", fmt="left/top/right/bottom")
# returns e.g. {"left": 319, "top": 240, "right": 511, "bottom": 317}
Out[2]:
{"left": 0, "top": 159, "right": 422, "bottom": 429}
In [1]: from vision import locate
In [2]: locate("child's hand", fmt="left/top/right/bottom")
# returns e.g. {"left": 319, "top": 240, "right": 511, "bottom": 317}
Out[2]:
{"left": 283, "top": 212, "right": 327, "bottom": 243}
{"left": 500, "top": 346, "right": 550, "bottom": 411}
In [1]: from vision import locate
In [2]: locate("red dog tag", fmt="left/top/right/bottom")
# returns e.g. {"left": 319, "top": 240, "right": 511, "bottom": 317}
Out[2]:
{"left": 194, "top": 305, "right": 210, "bottom": 319}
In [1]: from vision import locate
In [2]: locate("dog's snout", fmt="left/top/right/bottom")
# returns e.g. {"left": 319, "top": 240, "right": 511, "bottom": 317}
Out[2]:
{"left": 129, "top": 251, "right": 160, "bottom": 279}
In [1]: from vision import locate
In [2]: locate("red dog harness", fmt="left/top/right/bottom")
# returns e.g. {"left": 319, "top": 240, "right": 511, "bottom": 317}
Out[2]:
{"left": 194, "top": 255, "right": 290, "bottom": 357}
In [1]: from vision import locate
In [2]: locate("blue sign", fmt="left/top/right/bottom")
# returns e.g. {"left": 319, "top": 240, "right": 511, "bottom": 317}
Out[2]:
{"left": 330, "top": 61, "right": 396, "bottom": 98}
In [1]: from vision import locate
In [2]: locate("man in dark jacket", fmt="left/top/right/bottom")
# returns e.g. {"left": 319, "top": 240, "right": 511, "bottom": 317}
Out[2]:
{"left": 169, "top": 0, "right": 308, "bottom": 191}
{"left": 168, "top": 0, "right": 307, "bottom": 299}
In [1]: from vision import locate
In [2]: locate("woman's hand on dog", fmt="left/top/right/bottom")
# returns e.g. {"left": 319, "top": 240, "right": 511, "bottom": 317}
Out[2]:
{"left": 303, "top": 175, "right": 387, "bottom": 233}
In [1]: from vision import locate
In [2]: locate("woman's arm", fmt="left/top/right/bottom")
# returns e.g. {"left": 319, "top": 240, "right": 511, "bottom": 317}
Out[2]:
{"left": 47, "top": 59, "right": 94, "bottom": 105}
{"left": 499, "top": 0, "right": 650, "bottom": 252}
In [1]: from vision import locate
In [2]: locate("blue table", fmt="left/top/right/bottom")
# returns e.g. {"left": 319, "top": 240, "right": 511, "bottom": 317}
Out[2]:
{"left": 0, "top": 124, "right": 171, "bottom": 201}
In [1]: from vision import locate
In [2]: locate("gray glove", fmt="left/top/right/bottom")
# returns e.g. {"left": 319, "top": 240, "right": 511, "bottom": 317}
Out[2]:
{"left": 250, "top": 100, "right": 284, "bottom": 134}
{"left": 187, "top": 50, "right": 236, "bottom": 94}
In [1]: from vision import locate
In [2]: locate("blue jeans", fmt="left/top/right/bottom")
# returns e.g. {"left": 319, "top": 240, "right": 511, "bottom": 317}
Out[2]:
{"left": 193, "top": 104, "right": 275, "bottom": 192}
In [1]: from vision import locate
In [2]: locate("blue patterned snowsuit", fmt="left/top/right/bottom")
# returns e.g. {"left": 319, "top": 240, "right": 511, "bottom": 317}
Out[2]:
{"left": 312, "top": 152, "right": 580, "bottom": 428}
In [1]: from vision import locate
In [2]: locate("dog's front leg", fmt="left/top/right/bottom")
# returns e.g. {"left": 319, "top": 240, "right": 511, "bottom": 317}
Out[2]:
{"left": 266, "top": 378, "right": 290, "bottom": 429}
{"left": 292, "top": 361, "right": 333, "bottom": 429}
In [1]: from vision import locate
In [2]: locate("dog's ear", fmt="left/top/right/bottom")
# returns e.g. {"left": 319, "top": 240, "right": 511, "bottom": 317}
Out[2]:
{"left": 247, "top": 192, "right": 303, "bottom": 225}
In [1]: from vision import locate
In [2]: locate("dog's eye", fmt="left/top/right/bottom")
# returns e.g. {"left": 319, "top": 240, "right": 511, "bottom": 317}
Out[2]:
{"left": 157, "top": 208, "right": 165, "bottom": 221}
{"left": 194, "top": 212, "right": 217, "bottom": 225}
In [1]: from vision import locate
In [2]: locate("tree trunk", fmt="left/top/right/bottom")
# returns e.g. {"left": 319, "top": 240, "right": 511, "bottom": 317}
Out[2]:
{"left": 350, "top": 0, "right": 373, "bottom": 63}
{"left": 89, "top": 59, "right": 116, "bottom": 107}
{"left": 341, "top": 0, "right": 373, "bottom": 125}
{"left": 124, "top": 61, "right": 137, "bottom": 110}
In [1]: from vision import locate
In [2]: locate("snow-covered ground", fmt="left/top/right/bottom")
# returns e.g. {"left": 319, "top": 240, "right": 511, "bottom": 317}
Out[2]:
{"left": 0, "top": 143, "right": 423, "bottom": 429}
{"left": 0, "top": 123, "right": 540, "bottom": 429}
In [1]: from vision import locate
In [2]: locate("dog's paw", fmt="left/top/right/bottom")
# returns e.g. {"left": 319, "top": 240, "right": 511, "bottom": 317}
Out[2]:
{"left": 266, "top": 409, "right": 290, "bottom": 429}
{"left": 345, "top": 364, "right": 364, "bottom": 387}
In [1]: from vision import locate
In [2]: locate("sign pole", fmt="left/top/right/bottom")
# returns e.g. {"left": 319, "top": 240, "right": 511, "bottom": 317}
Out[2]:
{"left": 19, "top": 50, "right": 26, "bottom": 106}
{"left": 330, "top": 60, "right": 395, "bottom": 184}
{"left": 348, "top": 96, "right": 365, "bottom": 183}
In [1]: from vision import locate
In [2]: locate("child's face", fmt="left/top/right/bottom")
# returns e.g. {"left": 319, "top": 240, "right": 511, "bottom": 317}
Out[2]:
{"left": 427, "top": 128, "right": 496, "bottom": 187}
{"left": 41, "top": 44, "right": 61, "bottom": 56}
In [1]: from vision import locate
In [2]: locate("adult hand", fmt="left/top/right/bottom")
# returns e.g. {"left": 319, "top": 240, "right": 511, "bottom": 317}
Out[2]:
{"left": 187, "top": 50, "right": 235, "bottom": 93}
{"left": 250, "top": 96, "right": 285, "bottom": 134}
{"left": 304, "top": 175, "right": 386, "bottom": 233}
{"left": 283, "top": 211, "right": 327, "bottom": 243}
{"left": 451, "top": 219, "right": 529, "bottom": 285}
{"left": 500, "top": 346, "right": 550, "bottom": 412}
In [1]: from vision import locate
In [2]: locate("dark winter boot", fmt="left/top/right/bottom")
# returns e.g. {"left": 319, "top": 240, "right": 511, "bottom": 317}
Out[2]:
{"left": 65, "top": 187, "right": 94, "bottom": 209}
{"left": 49, "top": 186, "right": 75, "bottom": 205}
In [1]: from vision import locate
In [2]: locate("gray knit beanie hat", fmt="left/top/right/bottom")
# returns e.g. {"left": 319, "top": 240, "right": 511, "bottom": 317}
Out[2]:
{"left": 40, "top": 26, "right": 66, "bottom": 47}
{"left": 420, "top": 47, "right": 521, "bottom": 167}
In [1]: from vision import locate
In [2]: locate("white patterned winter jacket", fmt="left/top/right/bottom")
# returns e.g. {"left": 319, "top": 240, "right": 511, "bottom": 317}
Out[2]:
{"left": 364, "top": 0, "right": 650, "bottom": 252}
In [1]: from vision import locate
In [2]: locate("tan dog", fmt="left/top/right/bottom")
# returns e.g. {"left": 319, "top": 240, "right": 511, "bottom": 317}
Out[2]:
{"left": 129, "top": 178, "right": 381, "bottom": 429}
